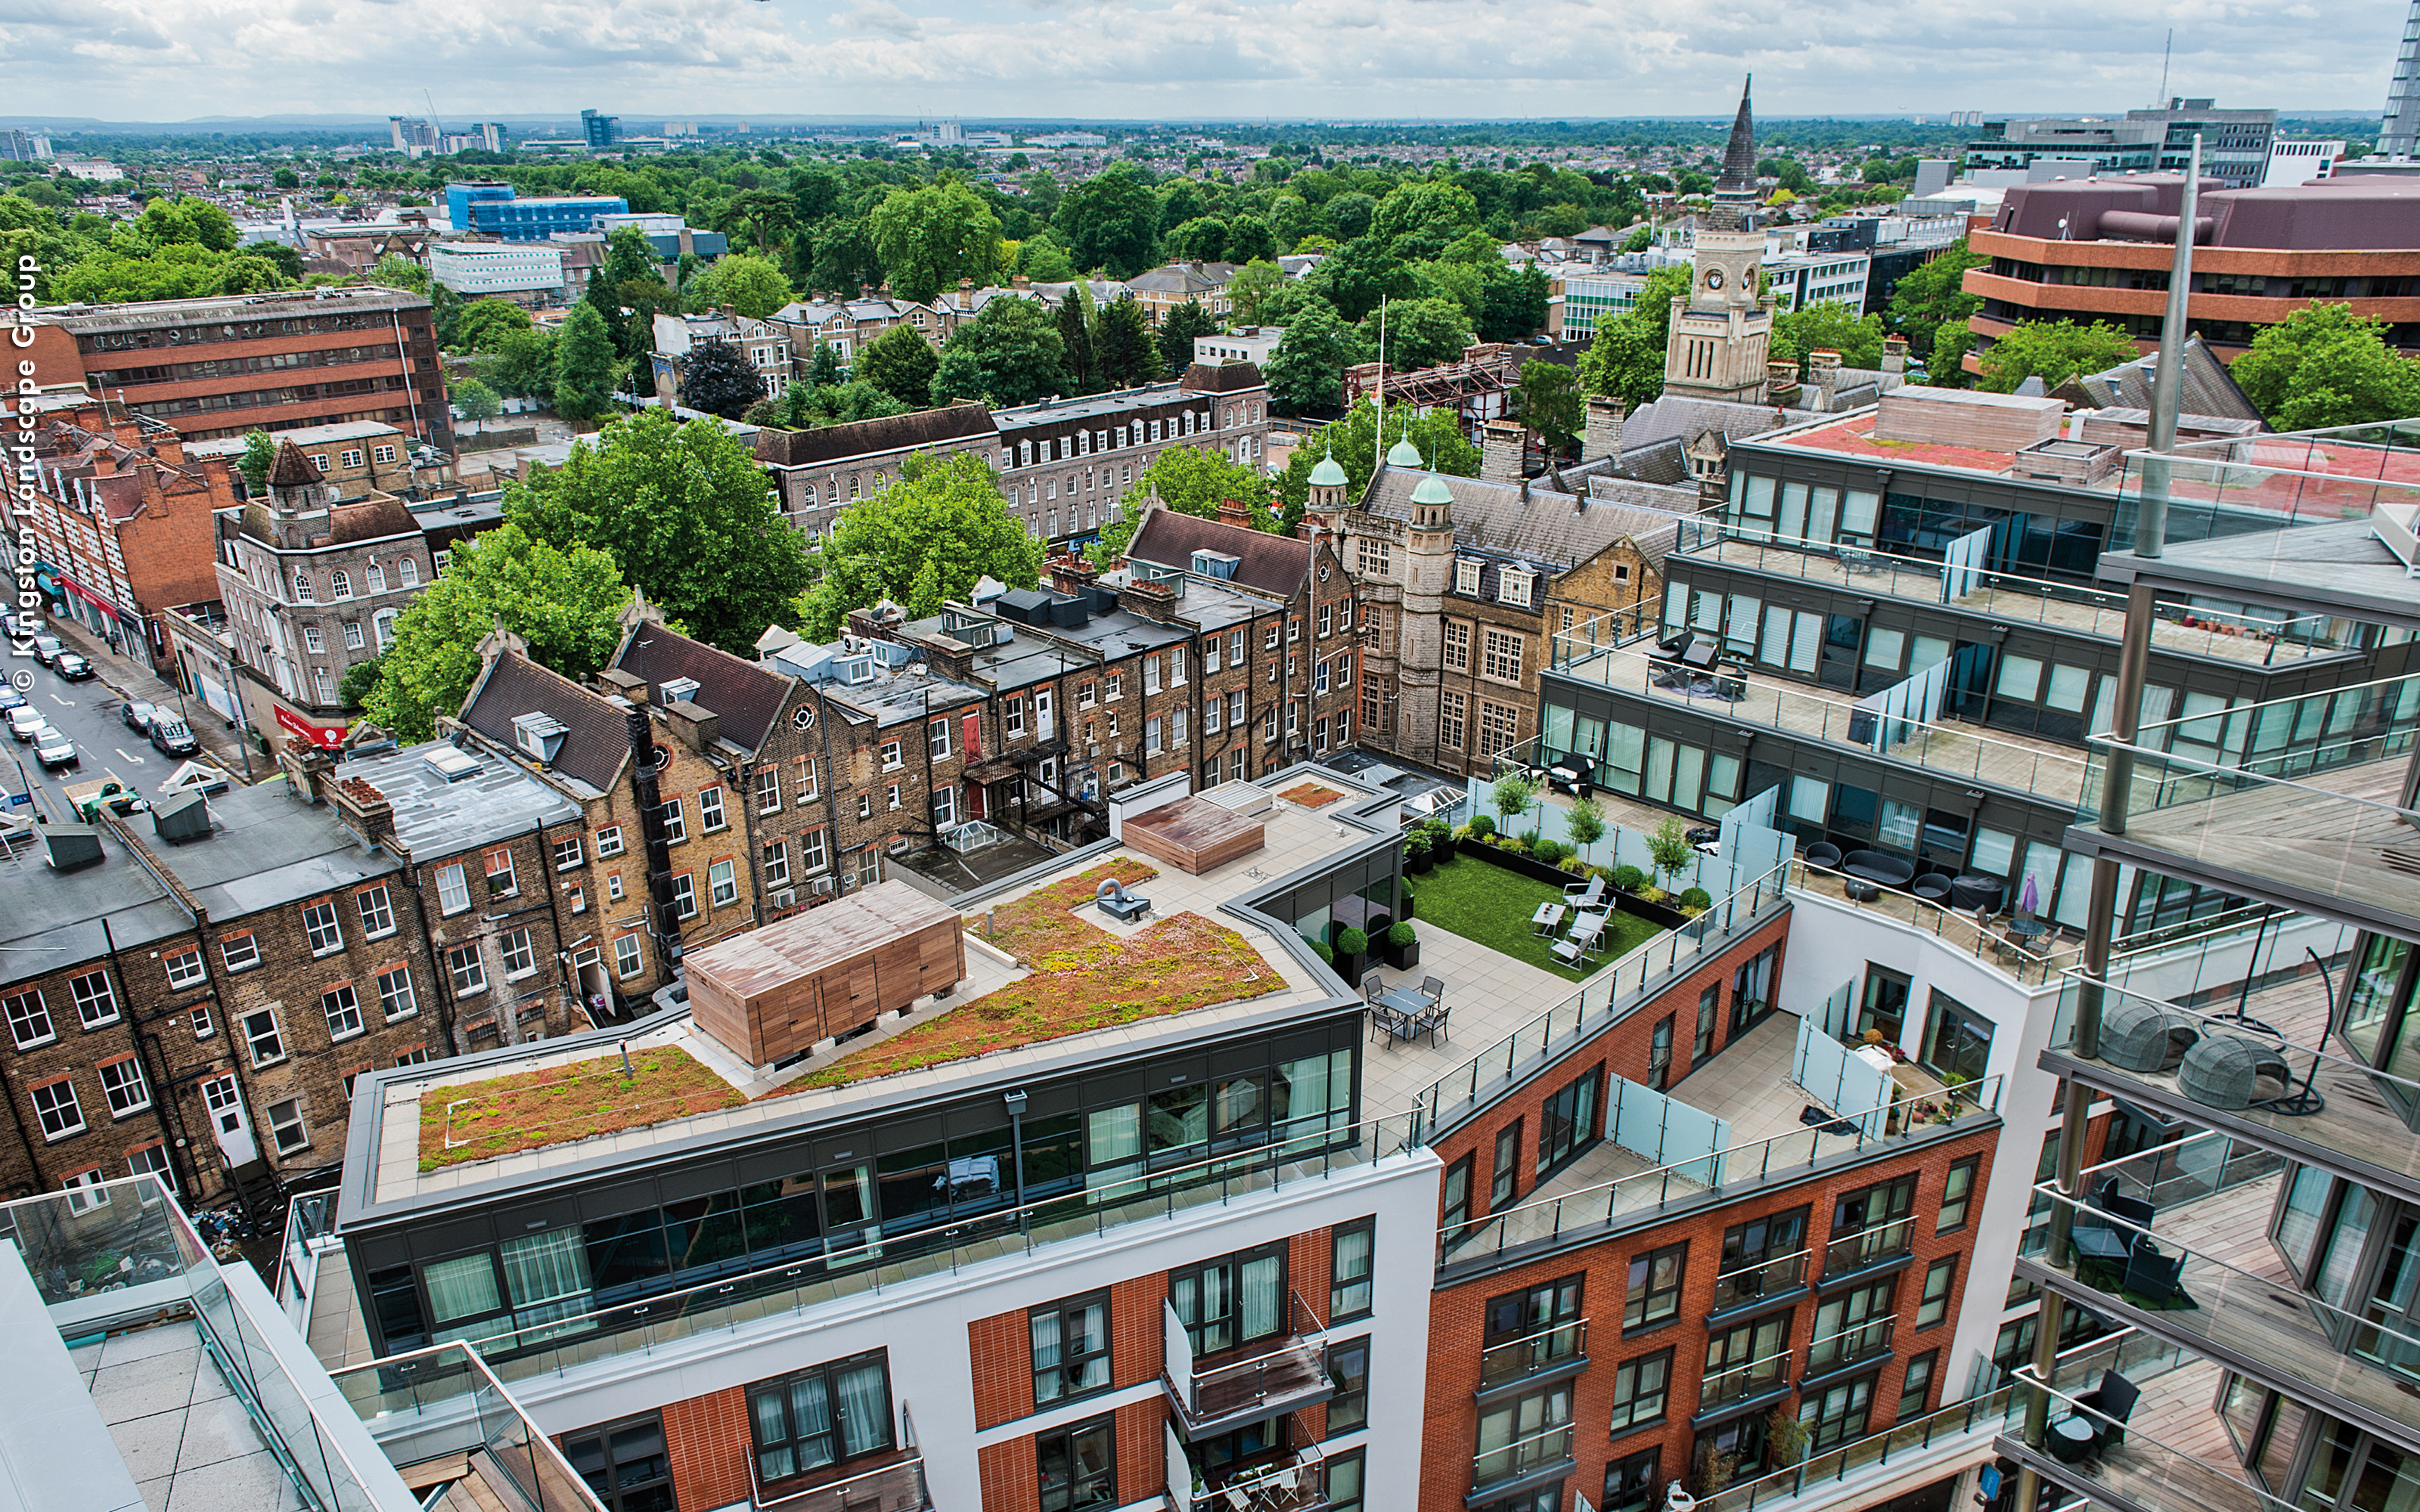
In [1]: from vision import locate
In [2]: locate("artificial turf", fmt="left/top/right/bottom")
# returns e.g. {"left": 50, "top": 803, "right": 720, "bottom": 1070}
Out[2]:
{"left": 1410, "top": 850, "right": 1663, "bottom": 978}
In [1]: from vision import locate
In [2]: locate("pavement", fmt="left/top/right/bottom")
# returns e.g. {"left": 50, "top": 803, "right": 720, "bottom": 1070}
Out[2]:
{"left": 5, "top": 617, "right": 262, "bottom": 823}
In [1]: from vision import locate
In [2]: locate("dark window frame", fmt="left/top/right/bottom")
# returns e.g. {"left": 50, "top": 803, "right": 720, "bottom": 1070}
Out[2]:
{"left": 1444, "top": 1154, "right": 1475, "bottom": 1235}
{"left": 1331, "top": 1216, "right": 1376, "bottom": 1322}
{"left": 1169, "top": 1241, "right": 1289, "bottom": 1357}
{"left": 1899, "top": 1349, "right": 1939, "bottom": 1422}
{"left": 1938, "top": 1157, "right": 1980, "bottom": 1234}
{"left": 743, "top": 1350, "right": 897, "bottom": 1488}
{"left": 1492, "top": 1119, "right": 1524, "bottom": 1210}
{"left": 1605, "top": 1447, "right": 1661, "bottom": 1512}
{"left": 1036, "top": 1413, "right": 1117, "bottom": 1512}
{"left": 1916, "top": 1256, "right": 1957, "bottom": 1331}
{"left": 1328, "top": 1335, "right": 1371, "bottom": 1436}
{"left": 1535, "top": 1066, "right": 1601, "bottom": 1179}
{"left": 563, "top": 1411, "right": 678, "bottom": 1512}
{"left": 1607, "top": 1348, "right": 1673, "bottom": 1437}
{"left": 1030, "top": 1290, "right": 1113, "bottom": 1408}
{"left": 1624, "top": 1242, "right": 1687, "bottom": 1334}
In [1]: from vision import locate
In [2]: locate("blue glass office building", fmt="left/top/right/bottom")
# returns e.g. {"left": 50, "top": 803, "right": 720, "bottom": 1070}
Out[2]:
{"left": 444, "top": 182, "right": 630, "bottom": 242}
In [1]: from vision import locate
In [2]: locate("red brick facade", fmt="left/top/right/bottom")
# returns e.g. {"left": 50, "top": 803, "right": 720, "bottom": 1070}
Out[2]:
{"left": 659, "top": 1385, "right": 753, "bottom": 1512}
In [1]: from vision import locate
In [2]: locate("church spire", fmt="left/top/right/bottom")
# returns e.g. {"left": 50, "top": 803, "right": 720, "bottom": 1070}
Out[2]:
{"left": 1718, "top": 75, "right": 1756, "bottom": 195}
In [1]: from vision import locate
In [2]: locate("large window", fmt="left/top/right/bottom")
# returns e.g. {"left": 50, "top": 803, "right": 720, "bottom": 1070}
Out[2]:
{"left": 1920, "top": 990, "right": 1992, "bottom": 1086}
{"left": 1716, "top": 1207, "right": 1808, "bottom": 1309}
{"left": 1705, "top": 1310, "right": 1792, "bottom": 1408}
{"left": 1328, "top": 1337, "right": 1370, "bottom": 1434}
{"left": 1798, "top": 1371, "right": 1878, "bottom": 1450}
{"left": 1606, "top": 1449, "right": 1659, "bottom": 1512}
{"left": 1171, "top": 1243, "right": 1286, "bottom": 1356}
{"left": 1607, "top": 1349, "right": 1671, "bottom": 1436}
{"left": 1857, "top": 966, "right": 1910, "bottom": 1045}
{"left": 1938, "top": 1157, "right": 1979, "bottom": 1233}
{"left": 1535, "top": 1066, "right": 1599, "bottom": 1177}
{"left": 1443, "top": 1154, "right": 1473, "bottom": 1235}
{"left": 1624, "top": 1243, "right": 1686, "bottom": 1331}
{"left": 1829, "top": 1174, "right": 1917, "bottom": 1276}
{"left": 1492, "top": 1120, "right": 1522, "bottom": 1209}
{"left": 1730, "top": 945, "right": 1777, "bottom": 1035}
{"left": 1332, "top": 1218, "right": 1375, "bottom": 1321}
{"left": 746, "top": 1352, "right": 895, "bottom": 1485}
{"left": 1031, "top": 1292, "right": 1111, "bottom": 1405}
{"left": 1474, "top": 1382, "right": 1574, "bottom": 1489}
{"left": 1485, "top": 1275, "right": 1583, "bottom": 1383}
{"left": 70, "top": 971, "right": 118, "bottom": 1028}
{"left": 564, "top": 1414, "right": 677, "bottom": 1512}
{"left": 1809, "top": 1280, "right": 1894, "bottom": 1372}
{"left": 4, "top": 990, "right": 53, "bottom": 1049}
{"left": 1037, "top": 1417, "right": 1116, "bottom": 1512}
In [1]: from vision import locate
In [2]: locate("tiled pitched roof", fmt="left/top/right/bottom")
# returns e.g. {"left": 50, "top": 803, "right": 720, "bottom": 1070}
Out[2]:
{"left": 1125, "top": 509, "right": 1308, "bottom": 596}
{"left": 458, "top": 651, "right": 632, "bottom": 795}
{"left": 268, "top": 440, "right": 321, "bottom": 488}
{"left": 2050, "top": 335, "right": 2264, "bottom": 426}
{"left": 1359, "top": 466, "right": 1689, "bottom": 575}
{"left": 327, "top": 496, "right": 421, "bottom": 544}
{"left": 752, "top": 401, "right": 999, "bottom": 467}
{"left": 613, "top": 622, "right": 791, "bottom": 752}
{"left": 1179, "top": 361, "right": 1265, "bottom": 394}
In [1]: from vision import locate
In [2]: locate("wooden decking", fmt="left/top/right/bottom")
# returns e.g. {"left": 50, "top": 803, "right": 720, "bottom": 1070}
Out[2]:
{"left": 2114, "top": 754, "right": 2420, "bottom": 925}
{"left": 417, "top": 1446, "right": 598, "bottom": 1512}
{"left": 1122, "top": 795, "right": 1267, "bottom": 875}
{"left": 1183, "top": 1336, "right": 1333, "bottom": 1429}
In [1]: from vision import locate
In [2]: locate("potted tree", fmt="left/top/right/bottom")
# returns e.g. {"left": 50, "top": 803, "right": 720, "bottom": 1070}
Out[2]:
{"left": 1405, "top": 829, "right": 1435, "bottom": 874}
{"left": 1492, "top": 770, "right": 1540, "bottom": 842}
{"left": 1564, "top": 794, "right": 1606, "bottom": 867}
{"left": 1382, "top": 920, "right": 1419, "bottom": 970}
{"left": 1333, "top": 926, "right": 1370, "bottom": 984}
{"left": 1646, "top": 816, "right": 1696, "bottom": 902}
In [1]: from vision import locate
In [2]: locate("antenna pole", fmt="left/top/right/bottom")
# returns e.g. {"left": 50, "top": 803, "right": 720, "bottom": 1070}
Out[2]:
{"left": 2158, "top": 29, "right": 2173, "bottom": 107}
{"left": 1376, "top": 296, "right": 1388, "bottom": 476}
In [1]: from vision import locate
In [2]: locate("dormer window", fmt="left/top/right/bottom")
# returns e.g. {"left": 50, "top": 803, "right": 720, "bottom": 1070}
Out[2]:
{"left": 513, "top": 711, "right": 569, "bottom": 764}
{"left": 1498, "top": 570, "right": 1534, "bottom": 609}
{"left": 1454, "top": 559, "right": 1481, "bottom": 596}
{"left": 661, "top": 677, "right": 702, "bottom": 705}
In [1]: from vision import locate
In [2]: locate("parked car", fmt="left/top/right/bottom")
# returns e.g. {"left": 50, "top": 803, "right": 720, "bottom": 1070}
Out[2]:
{"left": 6, "top": 707, "right": 48, "bottom": 742}
{"left": 34, "top": 731, "right": 76, "bottom": 770}
{"left": 0, "top": 686, "right": 22, "bottom": 714}
{"left": 121, "top": 699, "right": 157, "bottom": 733}
{"left": 149, "top": 717, "right": 200, "bottom": 757}
{"left": 54, "top": 652, "right": 95, "bottom": 682}
{"left": 4, "top": 612, "right": 39, "bottom": 640}
{"left": 31, "top": 635, "right": 63, "bottom": 666}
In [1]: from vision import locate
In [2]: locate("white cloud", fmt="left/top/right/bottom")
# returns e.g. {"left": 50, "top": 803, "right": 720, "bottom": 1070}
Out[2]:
{"left": 0, "top": 0, "right": 2400, "bottom": 120}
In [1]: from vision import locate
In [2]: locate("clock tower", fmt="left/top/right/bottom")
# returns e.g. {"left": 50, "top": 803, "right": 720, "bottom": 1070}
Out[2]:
{"left": 1663, "top": 76, "right": 1776, "bottom": 404}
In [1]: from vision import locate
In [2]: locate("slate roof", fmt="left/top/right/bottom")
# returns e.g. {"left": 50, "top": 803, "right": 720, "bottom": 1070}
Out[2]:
{"left": 1180, "top": 361, "right": 1266, "bottom": 394}
{"left": 1124, "top": 508, "right": 1308, "bottom": 597}
{"left": 459, "top": 650, "right": 633, "bottom": 797}
{"left": 1358, "top": 466, "right": 1689, "bottom": 575}
{"left": 2049, "top": 335, "right": 2264, "bottom": 426}
{"left": 613, "top": 621, "right": 792, "bottom": 753}
{"left": 327, "top": 496, "right": 421, "bottom": 544}
{"left": 341, "top": 739, "right": 582, "bottom": 859}
{"left": 752, "top": 401, "right": 998, "bottom": 467}
{"left": 1618, "top": 395, "right": 1809, "bottom": 454}
{"left": 268, "top": 440, "right": 322, "bottom": 488}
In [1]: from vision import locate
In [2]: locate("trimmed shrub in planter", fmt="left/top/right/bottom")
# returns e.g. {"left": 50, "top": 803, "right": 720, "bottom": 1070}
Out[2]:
{"left": 1612, "top": 864, "right": 1648, "bottom": 892}
{"left": 1680, "top": 886, "right": 1713, "bottom": 912}
{"left": 1334, "top": 927, "right": 1370, "bottom": 985}
{"left": 1468, "top": 814, "right": 1495, "bottom": 839}
{"left": 1305, "top": 937, "right": 1334, "bottom": 964}
{"left": 1383, "top": 921, "right": 1419, "bottom": 970}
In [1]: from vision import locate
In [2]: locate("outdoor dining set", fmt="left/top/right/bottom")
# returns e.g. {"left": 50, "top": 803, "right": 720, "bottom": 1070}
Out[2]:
{"left": 1361, "top": 971, "right": 1449, "bottom": 1049}
{"left": 1536, "top": 873, "right": 1619, "bottom": 968}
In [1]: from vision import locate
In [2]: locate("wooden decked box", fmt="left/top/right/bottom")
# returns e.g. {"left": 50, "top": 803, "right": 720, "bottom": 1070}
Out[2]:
{"left": 1122, "top": 795, "right": 1267, "bottom": 876}
{"left": 684, "top": 881, "right": 966, "bottom": 1066}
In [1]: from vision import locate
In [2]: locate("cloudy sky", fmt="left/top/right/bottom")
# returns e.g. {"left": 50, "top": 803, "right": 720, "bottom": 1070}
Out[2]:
{"left": 2, "top": 0, "right": 2403, "bottom": 123}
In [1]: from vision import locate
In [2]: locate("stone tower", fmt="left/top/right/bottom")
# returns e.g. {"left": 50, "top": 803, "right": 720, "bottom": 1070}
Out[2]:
{"left": 1663, "top": 77, "right": 1776, "bottom": 404}
{"left": 1397, "top": 463, "right": 1457, "bottom": 767}
{"left": 263, "top": 439, "right": 337, "bottom": 549}
{"left": 1306, "top": 441, "right": 1349, "bottom": 529}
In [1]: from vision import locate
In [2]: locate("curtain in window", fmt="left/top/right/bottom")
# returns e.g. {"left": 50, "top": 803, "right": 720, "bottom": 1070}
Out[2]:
{"left": 753, "top": 1386, "right": 800, "bottom": 1479}
{"left": 787, "top": 1374, "right": 836, "bottom": 1470}
{"left": 833, "top": 1361, "right": 891, "bottom": 1458}
{"left": 1240, "top": 1253, "right": 1281, "bottom": 1340}
{"left": 501, "top": 1225, "right": 593, "bottom": 1336}
{"left": 422, "top": 1254, "right": 500, "bottom": 1324}
{"left": 1087, "top": 1106, "right": 1142, "bottom": 1191}
{"left": 1334, "top": 1227, "right": 1373, "bottom": 1311}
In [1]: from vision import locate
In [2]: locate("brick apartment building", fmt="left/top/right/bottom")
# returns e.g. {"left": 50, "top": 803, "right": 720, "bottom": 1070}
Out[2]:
{"left": 23, "top": 285, "right": 455, "bottom": 451}
{"left": 214, "top": 442, "right": 437, "bottom": 749}
{"left": 0, "top": 780, "right": 445, "bottom": 1214}
{"left": 9, "top": 401, "right": 237, "bottom": 674}
{"left": 188, "top": 420, "right": 444, "bottom": 505}
{"left": 752, "top": 363, "right": 1271, "bottom": 550}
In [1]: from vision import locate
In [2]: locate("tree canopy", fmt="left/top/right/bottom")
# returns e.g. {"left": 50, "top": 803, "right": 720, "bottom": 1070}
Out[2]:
{"left": 792, "top": 451, "right": 1045, "bottom": 640}
{"left": 932, "top": 296, "right": 1067, "bottom": 408}
{"left": 1265, "top": 304, "right": 1368, "bottom": 414}
{"left": 1577, "top": 264, "right": 1692, "bottom": 407}
{"left": 855, "top": 322, "right": 939, "bottom": 409}
{"left": 359, "top": 523, "right": 630, "bottom": 743}
{"left": 1975, "top": 319, "right": 2138, "bottom": 393}
{"left": 2229, "top": 302, "right": 2420, "bottom": 431}
{"left": 869, "top": 179, "right": 1005, "bottom": 303}
{"left": 687, "top": 252, "right": 791, "bottom": 321}
{"left": 551, "top": 302, "right": 619, "bottom": 423}
{"left": 1089, "top": 445, "right": 1276, "bottom": 567}
{"left": 1515, "top": 359, "right": 1584, "bottom": 451}
{"left": 507, "top": 407, "right": 812, "bottom": 651}
{"left": 1888, "top": 238, "right": 1984, "bottom": 363}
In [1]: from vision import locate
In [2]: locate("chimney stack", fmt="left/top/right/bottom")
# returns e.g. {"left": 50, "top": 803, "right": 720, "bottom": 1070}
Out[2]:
{"left": 1217, "top": 496, "right": 1251, "bottom": 528}
{"left": 1881, "top": 336, "right": 1909, "bottom": 376}
{"left": 1807, "top": 351, "right": 1842, "bottom": 413}
{"left": 1767, "top": 361, "right": 1802, "bottom": 407}
{"left": 1582, "top": 395, "right": 1626, "bottom": 465}
{"left": 1050, "top": 554, "right": 1100, "bottom": 597}
{"left": 1118, "top": 578, "right": 1178, "bottom": 623}
{"left": 1479, "top": 420, "right": 1525, "bottom": 485}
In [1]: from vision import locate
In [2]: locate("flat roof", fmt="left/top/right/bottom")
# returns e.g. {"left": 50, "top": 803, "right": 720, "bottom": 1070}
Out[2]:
{"left": 36, "top": 285, "right": 429, "bottom": 333}
{"left": 345, "top": 767, "right": 1401, "bottom": 1222}
{"left": 338, "top": 740, "right": 583, "bottom": 860}
{"left": 0, "top": 821, "right": 192, "bottom": 972}
{"left": 1755, "top": 407, "right": 2126, "bottom": 489}
{"left": 2095, "top": 518, "right": 2420, "bottom": 631}
{"left": 186, "top": 420, "right": 406, "bottom": 454}
{"left": 147, "top": 779, "right": 401, "bottom": 920}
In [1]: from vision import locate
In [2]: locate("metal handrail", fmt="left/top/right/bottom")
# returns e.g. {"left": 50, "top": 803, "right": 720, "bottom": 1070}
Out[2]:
{"left": 1478, "top": 1318, "right": 1589, "bottom": 1385}
{"left": 329, "top": 1339, "right": 602, "bottom": 1511}
{"left": 1471, "top": 1419, "right": 1578, "bottom": 1486}
{"left": 1713, "top": 1247, "right": 1811, "bottom": 1309}
{"left": 1804, "top": 1314, "right": 1896, "bottom": 1369}
{"left": 746, "top": 1446, "right": 931, "bottom": 1510}
{"left": 1193, "top": 1289, "right": 1329, "bottom": 1391}
{"left": 2126, "top": 665, "right": 2420, "bottom": 738}
{"left": 2089, "top": 732, "right": 2420, "bottom": 822}
{"left": 405, "top": 1112, "right": 1423, "bottom": 1362}
{"left": 2055, "top": 968, "right": 2420, "bottom": 1104}
{"left": 1441, "top": 1074, "right": 1999, "bottom": 1254}
{"left": 1702, "top": 1346, "right": 1795, "bottom": 1405}
{"left": 2009, "top": 1365, "right": 2297, "bottom": 1512}
{"left": 1822, "top": 1216, "right": 1915, "bottom": 1272}
{"left": 1701, "top": 1387, "right": 2012, "bottom": 1512}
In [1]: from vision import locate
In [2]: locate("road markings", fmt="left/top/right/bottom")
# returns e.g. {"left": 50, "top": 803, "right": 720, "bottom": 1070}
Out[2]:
{"left": 48, "top": 693, "right": 73, "bottom": 708}
{"left": 115, "top": 748, "right": 147, "bottom": 766}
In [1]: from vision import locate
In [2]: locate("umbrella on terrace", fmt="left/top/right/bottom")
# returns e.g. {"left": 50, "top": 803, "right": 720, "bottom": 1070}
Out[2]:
{"left": 2018, "top": 872, "right": 2041, "bottom": 918}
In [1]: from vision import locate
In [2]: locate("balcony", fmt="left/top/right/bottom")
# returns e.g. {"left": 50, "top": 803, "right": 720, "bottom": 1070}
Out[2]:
{"left": 1699, "top": 1387, "right": 2014, "bottom": 1512}
{"left": 1820, "top": 1217, "right": 1916, "bottom": 1283}
{"left": 1477, "top": 1318, "right": 1590, "bottom": 1393}
{"left": 2068, "top": 670, "right": 2420, "bottom": 939}
{"left": 1469, "top": 1418, "right": 1577, "bottom": 1502}
{"left": 332, "top": 1342, "right": 611, "bottom": 1510}
{"left": 1995, "top": 1328, "right": 2280, "bottom": 1512}
{"left": 0, "top": 1175, "right": 431, "bottom": 1512}
{"left": 1168, "top": 1416, "right": 1330, "bottom": 1512}
{"left": 749, "top": 1452, "right": 933, "bottom": 1512}
{"left": 2040, "top": 971, "right": 2420, "bottom": 1201}
{"left": 1699, "top": 1346, "right": 1794, "bottom": 1417}
{"left": 1161, "top": 1291, "right": 1333, "bottom": 1439}
{"left": 1711, "top": 1250, "right": 1810, "bottom": 1318}
{"left": 1804, "top": 1314, "right": 1896, "bottom": 1380}
{"left": 2015, "top": 1157, "right": 2420, "bottom": 1452}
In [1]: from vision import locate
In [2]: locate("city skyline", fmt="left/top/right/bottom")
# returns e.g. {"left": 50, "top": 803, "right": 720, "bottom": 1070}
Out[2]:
{"left": 2, "top": 0, "right": 2408, "bottom": 124}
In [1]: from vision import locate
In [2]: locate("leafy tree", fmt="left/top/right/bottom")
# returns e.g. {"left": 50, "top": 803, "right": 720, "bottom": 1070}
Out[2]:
{"left": 1093, "top": 293, "right": 1160, "bottom": 389}
{"left": 584, "top": 227, "right": 659, "bottom": 358}
{"left": 1224, "top": 215, "right": 1279, "bottom": 265}
{"left": 806, "top": 216, "right": 884, "bottom": 296}
{"left": 856, "top": 322, "right": 940, "bottom": 409}
{"left": 1578, "top": 264, "right": 1692, "bottom": 407}
{"left": 1491, "top": 770, "right": 1539, "bottom": 838}
{"left": 1929, "top": 321, "right": 1977, "bottom": 388}
{"left": 1620, "top": 225, "right": 1653, "bottom": 253}
{"left": 1158, "top": 299, "right": 1219, "bottom": 375}
{"left": 1479, "top": 265, "right": 1551, "bottom": 342}
{"left": 138, "top": 196, "right": 240, "bottom": 253}
{"left": 1224, "top": 259, "right": 1287, "bottom": 325}
{"left": 1975, "top": 319, "right": 2137, "bottom": 393}
{"left": 792, "top": 451, "right": 1044, "bottom": 640}
{"left": 451, "top": 298, "right": 532, "bottom": 355}
{"left": 338, "top": 656, "right": 383, "bottom": 714}
{"left": 1056, "top": 287, "right": 1099, "bottom": 393}
{"left": 1647, "top": 816, "right": 1696, "bottom": 888}
{"left": 1770, "top": 302, "right": 1888, "bottom": 375}
{"left": 1516, "top": 359, "right": 1584, "bottom": 451}
{"left": 551, "top": 302, "right": 620, "bottom": 423}
{"left": 1887, "top": 238, "right": 1985, "bottom": 361}
{"left": 689, "top": 253, "right": 790, "bottom": 320}
{"left": 1270, "top": 398, "right": 1478, "bottom": 526}
{"left": 1014, "top": 234, "right": 1076, "bottom": 284}
{"left": 2229, "top": 302, "right": 2420, "bottom": 430}
{"left": 804, "top": 380, "right": 913, "bottom": 425}
{"left": 869, "top": 179, "right": 1004, "bottom": 303}
{"left": 678, "top": 336, "right": 765, "bottom": 419}
{"left": 932, "top": 296, "right": 1067, "bottom": 407}
{"left": 1373, "top": 180, "right": 1483, "bottom": 259}
{"left": 510, "top": 407, "right": 813, "bottom": 651}
{"left": 238, "top": 432, "right": 278, "bottom": 493}
{"left": 805, "top": 342, "right": 845, "bottom": 389}
{"left": 1265, "top": 303, "right": 1368, "bottom": 414}
{"left": 453, "top": 377, "right": 502, "bottom": 425}
{"left": 272, "top": 167, "right": 300, "bottom": 190}
{"left": 1364, "top": 296, "right": 1470, "bottom": 371}
{"left": 485, "top": 327, "right": 557, "bottom": 398}
{"left": 1305, "top": 236, "right": 1413, "bottom": 322}
{"left": 1053, "top": 165, "right": 1160, "bottom": 278}
{"left": 1163, "top": 216, "right": 1227, "bottom": 262}
{"left": 368, "top": 253, "right": 430, "bottom": 296}
{"left": 1563, "top": 795, "right": 1606, "bottom": 863}
{"left": 361, "top": 524, "right": 630, "bottom": 743}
